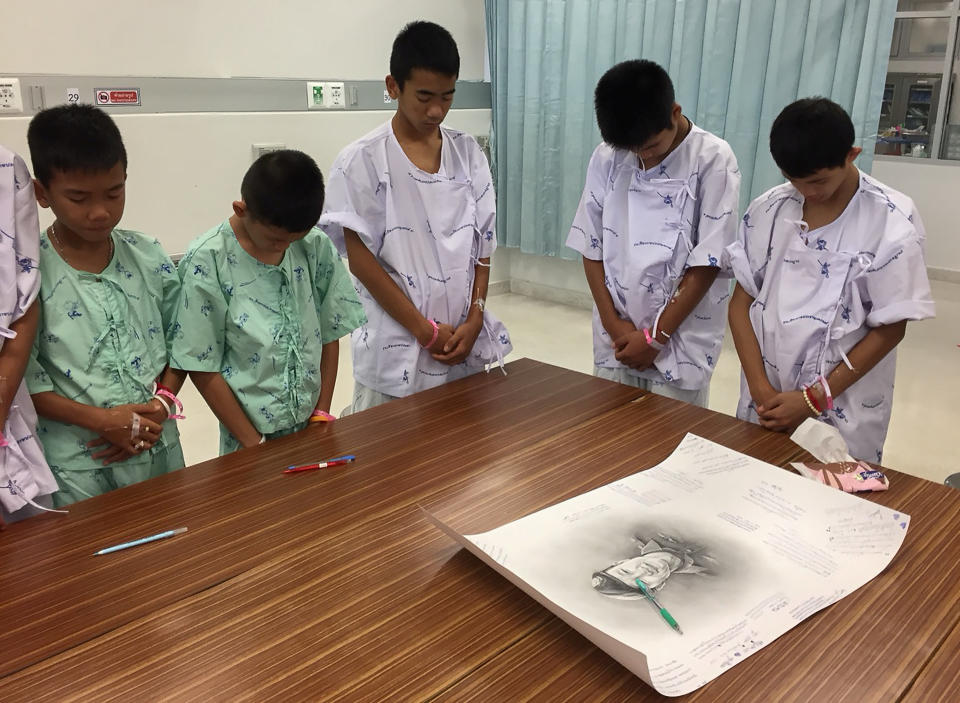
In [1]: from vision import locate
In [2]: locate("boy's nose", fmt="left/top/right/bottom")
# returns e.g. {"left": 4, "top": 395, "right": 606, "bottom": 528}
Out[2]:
{"left": 89, "top": 205, "right": 112, "bottom": 221}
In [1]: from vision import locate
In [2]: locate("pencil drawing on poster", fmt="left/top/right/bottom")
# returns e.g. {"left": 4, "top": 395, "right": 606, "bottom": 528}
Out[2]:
{"left": 592, "top": 531, "right": 715, "bottom": 598}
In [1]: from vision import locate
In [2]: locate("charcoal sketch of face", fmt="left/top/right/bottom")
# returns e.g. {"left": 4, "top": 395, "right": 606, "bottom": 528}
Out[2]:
{"left": 592, "top": 533, "right": 713, "bottom": 597}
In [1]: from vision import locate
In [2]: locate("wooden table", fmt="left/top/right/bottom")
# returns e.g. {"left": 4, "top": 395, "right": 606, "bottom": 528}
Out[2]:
{"left": 2, "top": 359, "right": 958, "bottom": 702}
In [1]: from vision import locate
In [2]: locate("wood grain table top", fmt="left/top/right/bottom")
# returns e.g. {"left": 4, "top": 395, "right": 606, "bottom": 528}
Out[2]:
{"left": 2, "top": 359, "right": 957, "bottom": 702}
{"left": 430, "top": 400, "right": 960, "bottom": 702}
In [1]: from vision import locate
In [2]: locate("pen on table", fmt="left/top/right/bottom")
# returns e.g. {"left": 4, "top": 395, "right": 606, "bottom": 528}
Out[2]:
{"left": 636, "top": 578, "right": 683, "bottom": 635}
{"left": 94, "top": 527, "right": 188, "bottom": 556}
{"left": 284, "top": 454, "right": 356, "bottom": 473}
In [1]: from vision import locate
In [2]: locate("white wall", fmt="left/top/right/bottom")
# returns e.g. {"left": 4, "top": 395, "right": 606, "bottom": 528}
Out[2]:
{"left": 0, "top": 0, "right": 492, "bottom": 257}
{"left": 6, "top": 0, "right": 956, "bottom": 288}
{"left": 501, "top": 250, "right": 591, "bottom": 308}
{"left": 1, "top": 1, "right": 488, "bottom": 80}
{"left": 872, "top": 159, "right": 960, "bottom": 275}
{"left": 0, "top": 109, "right": 491, "bottom": 256}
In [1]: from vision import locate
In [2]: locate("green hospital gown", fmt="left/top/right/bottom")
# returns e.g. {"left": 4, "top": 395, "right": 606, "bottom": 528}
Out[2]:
{"left": 169, "top": 221, "right": 365, "bottom": 454}
{"left": 26, "top": 229, "right": 185, "bottom": 506}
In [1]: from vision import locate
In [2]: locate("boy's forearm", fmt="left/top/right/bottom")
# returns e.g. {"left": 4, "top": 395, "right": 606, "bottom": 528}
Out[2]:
{"left": 583, "top": 258, "right": 621, "bottom": 330}
{"left": 465, "top": 258, "right": 491, "bottom": 327}
{"left": 654, "top": 266, "right": 719, "bottom": 338}
{"left": 31, "top": 391, "right": 105, "bottom": 433}
{"left": 728, "top": 283, "right": 772, "bottom": 397}
{"left": 189, "top": 370, "right": 262, "bottom": 447}
{"left": 821, "top": 321, "right": 907, "bottom": 400}
{"left": 316, "top": 341, "right": 339, "bottom": 414}
{"left": 344, "top": 229, "right": 434, "bottom": 345}
{"left": 0, "top": 300, "right": 39, "bottom": 428}
{"left": 157, "top": 366, "right": 187, "bottom": 394}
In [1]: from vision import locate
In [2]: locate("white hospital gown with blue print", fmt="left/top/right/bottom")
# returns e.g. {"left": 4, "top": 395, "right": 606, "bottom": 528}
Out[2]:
{"left": 319, "top": 121, "right": 512, "bottom": 398}
{"left": 169, "top": 222, "right": 365, "bottom": 449}
{"left": 724, "top": 171, "right": 935, "bottom": 462}
{"left": 25, "top": 228, "right": 184, "bottom": 474}
{"left": 0, "top": 145, "right": 58, "bottom": 515}
{"left": 565, "top": 124, "right": 740, "bottom": 391}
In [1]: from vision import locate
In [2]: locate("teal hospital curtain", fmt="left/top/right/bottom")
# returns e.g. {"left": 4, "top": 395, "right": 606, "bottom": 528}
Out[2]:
{"left": 484, "top": 0, "right": 897, "bottom": 258}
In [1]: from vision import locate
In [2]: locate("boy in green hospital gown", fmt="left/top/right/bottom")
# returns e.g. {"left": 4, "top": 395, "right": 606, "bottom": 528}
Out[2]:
{"left": 26, "top": 105, "right": 186, "bottom": 506}
{"left": 170, "top": 150, "right": 365, "bottom": 455}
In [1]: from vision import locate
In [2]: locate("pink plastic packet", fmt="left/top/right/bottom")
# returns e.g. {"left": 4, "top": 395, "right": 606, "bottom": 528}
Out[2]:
{"left": 789, "top": 461, "right": 889, "bottom": 492}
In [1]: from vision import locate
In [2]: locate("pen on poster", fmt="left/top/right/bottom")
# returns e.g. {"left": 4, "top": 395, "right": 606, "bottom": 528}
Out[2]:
{"left": 636, "top": 578, "right": 683, "bottom": 635}
{"left": 284, "top": 455, "right": 356, "bottom": 473}
{"left": 94, "top": 527, "right": 188, "bottom": 556}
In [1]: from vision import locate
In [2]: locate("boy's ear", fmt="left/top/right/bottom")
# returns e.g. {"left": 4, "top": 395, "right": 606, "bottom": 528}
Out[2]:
{"left": 847, "top": 146, "right": 863, "bottom": 163}
{"left": 232, "top": 200, "right": 247, "bottom": 218}
{"left": 385, "top": 74, "right": 400, "bottom": 100}
{"left": 33, "top": 178, "right": 52, "bottom": 209}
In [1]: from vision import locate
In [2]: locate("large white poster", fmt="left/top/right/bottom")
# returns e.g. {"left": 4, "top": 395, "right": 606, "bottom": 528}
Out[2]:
{"left": 429, "top": 434, "right": 909, "bottom": 696}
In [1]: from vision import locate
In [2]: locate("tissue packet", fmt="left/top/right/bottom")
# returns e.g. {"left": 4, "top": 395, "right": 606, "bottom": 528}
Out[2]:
{"left": 789, "top": 419, "right": 890, "bottom": 493}
{"left": 789, "top": 461, "right": 889, "bottom": 492}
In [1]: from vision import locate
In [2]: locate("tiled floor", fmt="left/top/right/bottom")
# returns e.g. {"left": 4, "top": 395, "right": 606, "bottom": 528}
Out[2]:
{"left": 178, "top": 281, "right": 960, "bottom": 484}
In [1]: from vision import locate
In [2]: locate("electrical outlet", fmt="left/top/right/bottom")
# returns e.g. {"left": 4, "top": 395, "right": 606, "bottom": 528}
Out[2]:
{"left": 30, "top": 85, "right": 45, "bottom": 110}
{"left": 326, "top": 82, "right": 345, "bottom": 108}
{"left": 0, "top": 78, "right": 24, "bottom": 114}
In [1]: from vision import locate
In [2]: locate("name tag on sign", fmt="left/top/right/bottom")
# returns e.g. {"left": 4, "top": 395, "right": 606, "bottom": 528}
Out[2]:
{"left": 95, "top": 88, "right": 141, "bottom": 106}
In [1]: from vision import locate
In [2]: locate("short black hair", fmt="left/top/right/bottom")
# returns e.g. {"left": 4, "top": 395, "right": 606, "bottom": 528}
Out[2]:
{"left": 241, "top": 150, "right": 325, "bottom": 233}
{"left": 390, "top": 21, "right": 460, "bottom": 89}
{"left": 595, "top": 60, "right": 675, "bottom": 150}
{"left": 27, "top": 104, "right": 127, "bottom": 186}
{"left": 770, "top": 98, "right": 855, "bottom": 178}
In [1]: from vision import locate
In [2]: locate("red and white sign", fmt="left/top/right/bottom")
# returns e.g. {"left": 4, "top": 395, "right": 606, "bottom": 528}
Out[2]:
{"left": 95, "top": 88, "right": 141, "bottom": 106}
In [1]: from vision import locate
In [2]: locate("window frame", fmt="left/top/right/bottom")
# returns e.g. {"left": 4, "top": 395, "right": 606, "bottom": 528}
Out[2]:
{"left": 876, "top": 1, "right": 960, "bottom": 163}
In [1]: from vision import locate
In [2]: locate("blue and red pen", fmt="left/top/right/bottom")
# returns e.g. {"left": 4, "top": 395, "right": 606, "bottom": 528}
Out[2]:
{"left": 284, "top": 454, "right": 356, "bottom": 473}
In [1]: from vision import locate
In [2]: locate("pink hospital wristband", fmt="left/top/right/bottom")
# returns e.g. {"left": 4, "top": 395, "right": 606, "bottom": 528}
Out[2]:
{"left": 422, "top": 319, "right": 440, "bottom": 349}
{"left": 153, "top": 383, "right": 186, "bottom": 420}
{"left": 309, "top": 410, "right": 336, "bottom": 423}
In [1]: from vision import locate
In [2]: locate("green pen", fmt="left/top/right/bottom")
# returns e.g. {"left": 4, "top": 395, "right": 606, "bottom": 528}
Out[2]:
{"left": 636, "top": 578, "right": 683, "bottom": 635}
